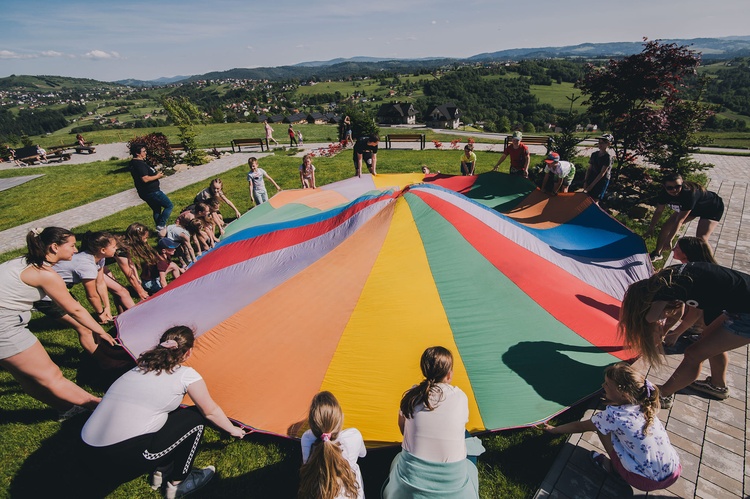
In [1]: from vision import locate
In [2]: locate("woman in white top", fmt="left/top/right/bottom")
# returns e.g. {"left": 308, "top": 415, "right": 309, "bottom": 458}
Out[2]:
{"left": 398, "top": 346, "right": 468, "bottom": 462}
{"left": 299, "top": 391, "right": 366, "bottom": 499}
{"left": 0, "top": 227, "right": 115, "bottom": 414}
{"left": 81, "top": 325, "right": 246, "bottom": 498}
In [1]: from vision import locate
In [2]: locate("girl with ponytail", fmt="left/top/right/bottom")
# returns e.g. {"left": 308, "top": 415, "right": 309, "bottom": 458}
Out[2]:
{"left": 298, "top": 391, "right": 366, "bottom": 499}
{"left": 542, "top": 363, "right": 681, "bottom": 492}
{"left": 0, "top": 227, "right": 115, "bottom": 417}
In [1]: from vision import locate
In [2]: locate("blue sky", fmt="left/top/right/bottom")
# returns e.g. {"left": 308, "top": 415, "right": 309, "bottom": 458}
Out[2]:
{"left": 1, "top": 0, "right": 747, "bottom": 82}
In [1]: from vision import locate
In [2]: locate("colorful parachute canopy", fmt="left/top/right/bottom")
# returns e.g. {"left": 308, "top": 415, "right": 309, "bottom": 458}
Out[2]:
{"left": 116, "top": 173, "right": 651, "bottom": 446}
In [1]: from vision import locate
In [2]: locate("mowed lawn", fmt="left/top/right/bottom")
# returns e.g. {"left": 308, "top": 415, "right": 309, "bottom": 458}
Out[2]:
{"left": 0, "top": 145, "right": 589, "bottom": 498}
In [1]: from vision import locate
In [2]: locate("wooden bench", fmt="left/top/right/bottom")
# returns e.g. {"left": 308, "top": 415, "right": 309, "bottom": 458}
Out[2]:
{"left": 503, "top": 135, "right": 555, "bottom": 154}
{"left": 231, "top": 138, "right": 266, "bottom": 153}
{"left": 50, "top": 141, "right": 96, "bottom": 155}
{"left": 169, "top": 143, "right": 185, "bottom": 153}
{"left": 384, "top": 133, "right": 426, "bottom": 150}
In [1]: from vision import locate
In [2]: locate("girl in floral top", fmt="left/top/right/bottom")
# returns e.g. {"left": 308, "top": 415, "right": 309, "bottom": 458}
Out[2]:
{"left": 542, "top": 363, "right": 681, "bottom": 491}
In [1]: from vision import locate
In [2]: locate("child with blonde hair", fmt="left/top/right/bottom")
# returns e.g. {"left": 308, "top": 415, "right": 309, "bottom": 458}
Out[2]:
{"left": 542, "top": 363, "right": 681, "bottom": 491}
{"left": 299, "top": 154, "right": 316, "bottom": 189}
{"left": 299, "top": 391, "right": 366, "bottom": 499}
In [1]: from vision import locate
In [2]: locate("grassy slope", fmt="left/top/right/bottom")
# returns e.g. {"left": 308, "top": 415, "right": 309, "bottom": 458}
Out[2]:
{"left": 0, "top": 147, "right": 589, "bottom": 498}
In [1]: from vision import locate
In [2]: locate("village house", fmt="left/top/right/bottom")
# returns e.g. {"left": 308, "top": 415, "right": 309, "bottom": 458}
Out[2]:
{"left": 376, "top": 102, "right": 417, "bottom": 125}
{"left": 426, "top": 103, "right": 461, "bottom": 129}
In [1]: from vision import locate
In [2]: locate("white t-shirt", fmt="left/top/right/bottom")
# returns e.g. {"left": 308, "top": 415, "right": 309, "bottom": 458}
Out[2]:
{"left": 166, "top": 224, "right": 190, "bottom": 242}
{"left": 544, "top": 160, "right": 574, "bottom": 178}
{"left": 53, "top": 251, "right": 103, "bottom": 285}
{"left": 81, "top": 365, "right": 202, "bottom": 447}
{"left": 301, "top": 428, "right": 366, "bottom": 499}
{"left": 401, "top": 383, "right": 468, "bottom": 463}
{"left": 591, "top": 404, "right": 680, "bottom": 481}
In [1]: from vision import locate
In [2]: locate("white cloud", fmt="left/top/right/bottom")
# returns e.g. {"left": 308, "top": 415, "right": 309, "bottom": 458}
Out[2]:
{"left": 40, "top": 50, "right": 70, "bottom": 58}
{"left": 431, "top": 20, "right": 437, "bottom": 24}
{"left": 84, "top": 50, "right": 122, "bottom": 60}
{"left": 0, "top": 50, "right": 36, "bottom": 59}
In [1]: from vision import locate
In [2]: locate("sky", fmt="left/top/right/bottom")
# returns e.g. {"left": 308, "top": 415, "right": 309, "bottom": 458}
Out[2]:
{"left": 1, "top": 0, "right": 748, "bottom": 82}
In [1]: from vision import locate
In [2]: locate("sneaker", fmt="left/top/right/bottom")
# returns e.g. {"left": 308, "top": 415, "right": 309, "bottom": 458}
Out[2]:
{"left": 650, "top": 251, "right": 664, "bottom": 262}
{"left": 164, "top": 466, "right": 215, "bottom": 498}
{"left": 659, "top": 393, "right": 674, "bottom": 409}
{"left": 57, "top": 405, "right": 88, "bottom": 422}
{"left": 690, "top": 377, "right": 730, "bottom": 400}
{"left": 150, "top": 471, "right": 163, "bottom": 491}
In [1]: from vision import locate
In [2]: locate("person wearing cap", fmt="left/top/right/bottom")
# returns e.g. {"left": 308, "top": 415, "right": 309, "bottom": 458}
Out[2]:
{"left": 492, "top": 131, "right": 530, "bottom": 177}
{"left": 584, "top": 134, "right": 614, "bottom": 204}
{"left": 155, "top": 237, "right": 184, "bottom": 290}
{"left": 542, "top": 152, "right": 576, "bottom": 195}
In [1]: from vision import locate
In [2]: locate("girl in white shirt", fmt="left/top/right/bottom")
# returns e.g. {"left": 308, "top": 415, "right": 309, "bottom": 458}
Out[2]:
{"left": 398, "top": 346, "right": 469, "bottom": 463}
{"left": 542, "top": 363, "right": 681, "bottom": 491}
{"left": 299, "top": 391, "right": 366, "bottom": 499}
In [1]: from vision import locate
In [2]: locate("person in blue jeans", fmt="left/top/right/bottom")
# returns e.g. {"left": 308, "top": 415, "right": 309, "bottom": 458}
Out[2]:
{"left": 129, "top": 143, "right": 173, "bottom": 236}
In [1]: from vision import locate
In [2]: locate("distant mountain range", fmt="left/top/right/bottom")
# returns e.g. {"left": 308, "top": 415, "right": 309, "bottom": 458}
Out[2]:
{"left": 74, "top": 35, "right": 750, "bottom": 87}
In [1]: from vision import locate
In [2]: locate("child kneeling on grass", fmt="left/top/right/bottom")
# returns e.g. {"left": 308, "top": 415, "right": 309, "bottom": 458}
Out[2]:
{"left": 541, "top": 362, "right": 681, "bottom": 492}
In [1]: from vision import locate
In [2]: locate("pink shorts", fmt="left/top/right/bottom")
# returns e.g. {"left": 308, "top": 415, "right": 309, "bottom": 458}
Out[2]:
{"left": 611, "top": 452, "right": 681, "bottom": 491}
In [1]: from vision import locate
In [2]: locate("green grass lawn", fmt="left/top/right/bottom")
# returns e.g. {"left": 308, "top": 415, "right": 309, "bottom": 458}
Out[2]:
{"left": 529, "top": 82, "right": 585, "bottom": 112}
{"left": 0, "top": 146, "right": 591, "bottom": 498}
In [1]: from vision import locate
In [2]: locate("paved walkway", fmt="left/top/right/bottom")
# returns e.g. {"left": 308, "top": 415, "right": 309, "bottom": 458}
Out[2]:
{"left": 536, "top": 153, "right": 750, "bottom": 498}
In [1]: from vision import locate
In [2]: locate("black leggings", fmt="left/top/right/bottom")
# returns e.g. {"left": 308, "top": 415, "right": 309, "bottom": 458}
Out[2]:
{"left": 85, "top": 406, "right": 205, "bottom": 482}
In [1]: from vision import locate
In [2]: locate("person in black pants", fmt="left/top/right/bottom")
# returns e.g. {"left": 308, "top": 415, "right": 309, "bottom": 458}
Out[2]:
{"left": 129, "top": 143, "right": 173, "bottom": 236}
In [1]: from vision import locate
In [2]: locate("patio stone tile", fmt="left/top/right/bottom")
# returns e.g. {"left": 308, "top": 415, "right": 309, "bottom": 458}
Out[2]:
{"left": 700, "top": 441, "right": 744, "bottom": 482}
{"left": 670, "top": 400, "right": 707, "bottom": 429}
{"left": 704, "top": 425, "right": 744, "bottom": 454}
{"left": 695, "top": 476, "right": 742, "bottom": 498}
{"left": 667, "top": 431, "right": 701, "bottom": 458}
{"left": 665, "top": 418, "right": 704, "bottom": 445}
{"left": 554, "top": 464, "right": 603, "bottom": 499}
{"left": 676, "top": 447, "right": 700, "bottom": 483}
{"left": 697, "top": 462, "right": 744, "bottom": 496}
{"left": 665, "top": 476, "right": 696, "bottom": 498}
{"left": 708, "top": 403, "right": 745, "bottom": 431}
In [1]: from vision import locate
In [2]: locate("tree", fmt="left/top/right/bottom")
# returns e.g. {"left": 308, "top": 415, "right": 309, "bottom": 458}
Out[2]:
{"left": 578, "top": 39, "right": 711, "bottom": 178}
{"left": 160, "top": 96, "right": 207, "bottom": 166}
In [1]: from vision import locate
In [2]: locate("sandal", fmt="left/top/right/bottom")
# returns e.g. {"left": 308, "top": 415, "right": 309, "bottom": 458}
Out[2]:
{"left": 589, "top": 451, "right": 611, "bottom": 473}
{"left": 690, "top": 376, "right": 730, "bottom": 400}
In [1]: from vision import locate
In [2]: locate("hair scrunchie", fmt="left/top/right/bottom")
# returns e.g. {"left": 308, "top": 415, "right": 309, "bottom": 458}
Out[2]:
{"left": 160, "top": 339, "right": 178, "bottom": 349}
{"left": 320, "top": 432, "right": 331, "bottom": 442}
{"left": 30, "top": 227, "right": 43, "bottom": 236}
{"left": 644, "top": 379, "right": 655, "bottom": 397}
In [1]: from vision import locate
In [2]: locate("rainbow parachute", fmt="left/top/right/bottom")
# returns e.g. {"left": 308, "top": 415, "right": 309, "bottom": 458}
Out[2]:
{"left": 117, "top": 173, "right": 650, "bottom": 445}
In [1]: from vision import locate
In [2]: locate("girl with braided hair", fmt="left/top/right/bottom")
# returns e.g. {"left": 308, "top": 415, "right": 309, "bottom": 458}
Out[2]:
{"left": 82, "top": 325, "right": 245, "bottom": 498}
{"left": 298, "top": 391, "right": 366, "bottom": 499}
{"left": 542, "top": 363, "right": 681, "bottom": 491}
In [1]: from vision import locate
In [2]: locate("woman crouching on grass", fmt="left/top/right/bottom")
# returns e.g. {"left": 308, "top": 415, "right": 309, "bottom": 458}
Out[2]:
{"left": 81, "top": 325, "right": 246, "bottom": 498}
{"left": 542, "top": 363, "right": 681, "bottom": 491}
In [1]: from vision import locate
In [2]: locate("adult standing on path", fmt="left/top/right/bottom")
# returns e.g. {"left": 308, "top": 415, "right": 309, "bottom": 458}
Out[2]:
{"left": 288, "top": 124, "right": 298, "bottom": 147}
{"left": 129, "top": 143, "right": 173, "bottom": 237}
{"left": 492, "top": 131, "right": 530, "bottom": 177}
{"left": 264, "top": 120, "right": 278, "bottom": 148}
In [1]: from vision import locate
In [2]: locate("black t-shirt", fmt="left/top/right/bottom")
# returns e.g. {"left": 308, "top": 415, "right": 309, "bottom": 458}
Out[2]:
{"left": 655, "top": 186, "right": 722, "bottom": 218}
{"left": 655, "top": 262, "right": 750, "bottom": 323}
{"left": 352, "top": 138, "right": 378, "bottom": 159}
{"left": 130, "top": 159, "right": 159, "bottom": 195}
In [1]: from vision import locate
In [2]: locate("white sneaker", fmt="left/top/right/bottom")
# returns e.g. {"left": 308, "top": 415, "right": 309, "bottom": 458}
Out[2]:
{"left": 150, "top": 470, "right": 163, "bottom": 491}
{"left": 164, "top": 466, "right": 215, "bottom": 498}
{"left": 57, "top": 405, "right": 88, "bottom": 422}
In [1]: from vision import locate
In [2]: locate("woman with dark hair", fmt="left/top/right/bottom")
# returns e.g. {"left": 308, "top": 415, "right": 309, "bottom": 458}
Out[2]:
{"left": 115, "top": 223, "right": 159, "bottom": 300}
{"left": 644, "top": 173, "right": 724, "bottom": 261}
{"left": 81, "top": 326, "right": 245, "bottom": 498}
{"left": 661, "top": 237, "right": 717, "bottom": 348}
{"left": 0, "top": 227, "right": 115, "bottom": 416}
{"left": 619, "top": 263, "right": 750, "bottom": 408}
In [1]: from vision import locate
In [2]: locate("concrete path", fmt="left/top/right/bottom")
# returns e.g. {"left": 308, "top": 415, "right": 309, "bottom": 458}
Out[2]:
{"left": 535, "top": 153, "right": 750, "bottom": 498}
{"left": 0, "top": 150, "right": 264, "bottom": 254}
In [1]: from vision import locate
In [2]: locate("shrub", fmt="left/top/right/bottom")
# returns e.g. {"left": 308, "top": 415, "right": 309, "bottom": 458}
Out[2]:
{"left": 128, "top": 132, "right": 175, "bottom": 168}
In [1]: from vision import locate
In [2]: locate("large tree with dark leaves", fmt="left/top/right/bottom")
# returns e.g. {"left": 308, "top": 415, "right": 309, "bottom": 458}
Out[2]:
{"left": 578, "top": 39, "right": 712, "bottom": 177}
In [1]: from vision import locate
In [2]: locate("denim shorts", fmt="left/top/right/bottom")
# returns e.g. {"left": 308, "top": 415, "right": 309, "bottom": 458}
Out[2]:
{"left": 723, "top": 312, "right": 750, "bottom": 338}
